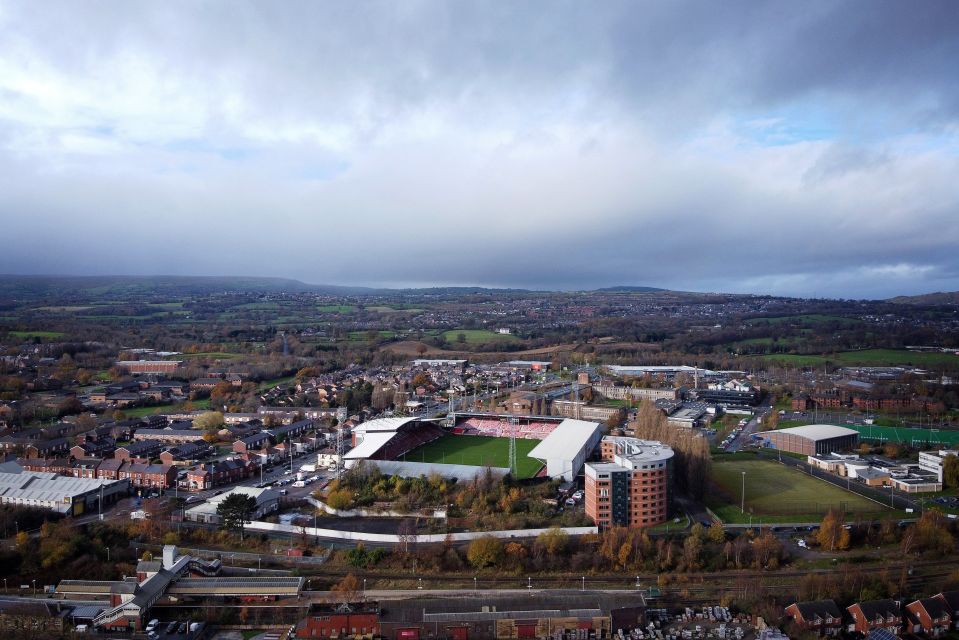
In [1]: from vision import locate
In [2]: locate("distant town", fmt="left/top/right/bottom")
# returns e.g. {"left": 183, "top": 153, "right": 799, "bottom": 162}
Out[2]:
{"left": 0, "top": 276, "right": 958, "bottom": 640}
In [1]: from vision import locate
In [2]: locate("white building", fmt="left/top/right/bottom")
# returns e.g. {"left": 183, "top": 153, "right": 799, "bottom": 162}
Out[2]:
{"left": 918, "top": 450, "right": 957, "bottom": 483}
{"left": 184, "top": 486, "right": 279, "bottom": 524}
{"left": 527, "top": 418, "right": 602, "bottom": 481}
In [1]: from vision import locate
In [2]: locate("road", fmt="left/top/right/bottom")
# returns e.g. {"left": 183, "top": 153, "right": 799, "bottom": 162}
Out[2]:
{"left": 726, "top": 404, "right": 771, "bottom": 452}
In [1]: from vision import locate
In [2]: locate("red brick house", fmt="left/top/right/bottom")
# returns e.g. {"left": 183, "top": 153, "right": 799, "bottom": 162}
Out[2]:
{"left": 17, "top": 457, "right": 72, "bottom": 475}
{"left": 95, "top": 458, "right": 125, "bottom": 480}
{"left": 294, "top": 603, "right": 380, "bottom": 639}
{"left": 937, "top": 591, "right": 959, "bottom": 630}
{"left": 847, "top": 599, "right": 902, "bottom": 635}
{"left": 906, "top": 597, "right": 951, "bottom": 637}
{"left": 185, "top": 458, "right": 255, "bottom": 490}
{"left": 118, "top": 463, "right": 177, "bottom": 489}
{"left": 115, "top": 440, "right": 163, "bottom": 462}
{"left": 24, "top": 437, "right": 70, "bottom": 459}
{"left": 785, "top": 600, "right": 843, "bottom": 636}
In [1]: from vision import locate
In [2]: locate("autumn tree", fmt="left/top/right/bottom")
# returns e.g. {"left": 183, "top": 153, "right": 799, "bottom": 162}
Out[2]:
{"left": 331, "top": 573, "right": 360, "bottom": 604}
{"left": 816, "top": 509, "right": 850, "bottom": 551}
{"left": 467, "top": 535, "right": 504, "bottom": 569}
{"left": 536, "top": 527, "right": 569, "bottom": 556}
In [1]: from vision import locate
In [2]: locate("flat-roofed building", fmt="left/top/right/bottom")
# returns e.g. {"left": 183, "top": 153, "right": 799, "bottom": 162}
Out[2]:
{"left": 585, "top": 437, "right": 673, "bottom": 529}
{"left": 756, "top": 424, "right": 859, "bottom": 456}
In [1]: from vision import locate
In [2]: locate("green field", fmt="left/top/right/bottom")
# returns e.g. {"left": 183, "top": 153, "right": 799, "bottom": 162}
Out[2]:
{"left": 8, "top": 330, "right": 65, "bottom": 339}
{"left": 747, "top": 314, "right": 858, "bottom": 326}
{"left": 442, "top": 329, "right": 520, "bottom": 344}
{"left": 404, "top": 434, "right": 543, "bottom": 478}
{"left": 317, "top": 305, "right": 355, "bottom": 313}
{"left": 852, "top": 424, "right": 959, "bottom": 446}
{"left": 365, "top": 305, "right": 424, "bottom": 314}
{"left": 762, "top": 349, "right": 959, "bottom": 368}
{"left": 709, "top": 459, "right": 891, "bottom": 523}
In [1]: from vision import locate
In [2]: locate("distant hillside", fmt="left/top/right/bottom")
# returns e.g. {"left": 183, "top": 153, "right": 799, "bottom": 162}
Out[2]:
{"left": 592, "top": 285, "right": 667, "bottom": 293}
{"left": 888, "top": 291, "right": 959, "bottom": 305}
{"left": 0, "top": 275, "right": 377, "bottom": 299}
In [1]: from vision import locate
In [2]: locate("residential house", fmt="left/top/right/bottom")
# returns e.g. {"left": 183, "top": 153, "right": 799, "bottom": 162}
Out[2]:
{"left": 233, "top": 432, "right": 271, "bottom": 454}
{"left": 906, "top": 597, "right": 952, "bottom": 637}
{"left": 785, "top": 600, "right": 843, "bottom": 636}
{"left": 185, "top": 458, "right": 256, "bottom": 491}
{"left": 158, "top": 442, "right": 211, "bottom": 466}
{"left": 118, "top": 463, "right": 177, "bottom": 490}
{"left": 24, "top": 437, "right": 70, "bottom": 459}
{"left": 847, "top": 600, "right": 902, "bottom": 635}
{"left": 115, "top": 440, "right": 162, "bottom": 462}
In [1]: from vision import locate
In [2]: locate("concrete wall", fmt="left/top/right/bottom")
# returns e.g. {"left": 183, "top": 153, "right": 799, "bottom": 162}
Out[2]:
{"left": 247, "top": 520, "right": 597, "bottom": 544}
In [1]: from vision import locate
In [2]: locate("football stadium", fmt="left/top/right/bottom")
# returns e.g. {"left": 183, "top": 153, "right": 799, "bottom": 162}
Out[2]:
{"left": 344, "top": 412, "right": 602, "bottom": 481}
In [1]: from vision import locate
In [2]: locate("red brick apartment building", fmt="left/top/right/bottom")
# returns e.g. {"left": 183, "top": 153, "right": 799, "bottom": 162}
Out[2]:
{"left": 115, "top": 360, "right": 181, "bottom": 375}
{"left": 585, "top": 436, "right": 673, "bottom": 529}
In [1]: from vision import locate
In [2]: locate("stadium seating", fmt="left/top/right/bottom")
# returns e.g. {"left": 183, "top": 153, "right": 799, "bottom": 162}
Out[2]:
{"left": 374, "top": 422, "right": 445, "bottom": 460}
{"left": 458, "top": 417, "right": 558, "bottom": 440}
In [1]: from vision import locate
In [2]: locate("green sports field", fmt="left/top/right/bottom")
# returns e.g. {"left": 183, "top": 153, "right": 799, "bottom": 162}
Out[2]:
{"left": 403, "top": 434, "right": 543, "bottom": 478}
{"left": 709, "top": 459, "right": 891, "bottom": 523}
{"left": 852, "top": 424, "right": 959, "bottom": 446}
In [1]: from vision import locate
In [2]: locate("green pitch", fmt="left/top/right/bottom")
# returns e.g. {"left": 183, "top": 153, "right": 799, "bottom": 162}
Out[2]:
{"left": 404, "top": 434, "right": 544, "bottom": 478}
{"left": 709, "top": 459, "right": 890, "bottom": 523}
{"left": 852, "top": 424, "right": 959, "bottom": 446}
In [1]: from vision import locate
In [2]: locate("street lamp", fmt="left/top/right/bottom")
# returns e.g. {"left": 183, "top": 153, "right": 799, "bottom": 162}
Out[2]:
{"left": 527, "top": 576, "right": 532, "bottom": 595}
{"left": 582, "top": 576, "right": 585, "bottom": 591}
{"left": 363, "top": 578, "right": 367, "bottom": 598}
{"left": 105, "top": 547, "right": 111, "bottom": 562}
{"left": 474, "top": 576, "right": 477, "bottom": 592}
{"left": 32, "top": 579, "right": 36, "bottom": 596}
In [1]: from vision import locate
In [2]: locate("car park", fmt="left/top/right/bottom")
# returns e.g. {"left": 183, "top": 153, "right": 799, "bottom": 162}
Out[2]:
{"left": 166, "top": 621, "right": 178, "bottom": 633}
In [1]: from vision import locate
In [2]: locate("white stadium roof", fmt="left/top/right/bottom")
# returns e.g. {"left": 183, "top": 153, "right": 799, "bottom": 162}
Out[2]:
{"left": 528, "top": 418, "right": 600, "bottom": 461}
{"left": 352, "top": 416, "right": 421, "bottom": 435}
{"left": 765, "top": 424, "right": 858, "bottom": 440}
{"left": 344, "top": 431, "right": 400, "bottom": 459}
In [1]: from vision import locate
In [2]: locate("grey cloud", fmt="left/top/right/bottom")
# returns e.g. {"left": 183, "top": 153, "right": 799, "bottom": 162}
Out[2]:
{"left": 0, "top": 1, "right": 958, "bottom": 298}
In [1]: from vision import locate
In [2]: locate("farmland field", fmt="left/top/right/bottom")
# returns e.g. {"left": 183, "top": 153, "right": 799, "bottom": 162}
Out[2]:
{"left": 709, "top": 459, "right": 891, "bottom": 523}
{"left": 762, "top": 349, "right": 959, "bottom": 368}
{"left": 403, "top": 434, "right": 543, "bottom": 478}
{"left": 7, "top": 330, "right": 65, "bottom": 338}
{"left": 441, "top": 329, "right": 520, "bottom": 344}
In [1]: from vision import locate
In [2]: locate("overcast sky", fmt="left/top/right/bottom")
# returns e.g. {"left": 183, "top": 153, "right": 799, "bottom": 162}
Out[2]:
{"left": 1, "top": 1, "right": 958, "bottom": 299}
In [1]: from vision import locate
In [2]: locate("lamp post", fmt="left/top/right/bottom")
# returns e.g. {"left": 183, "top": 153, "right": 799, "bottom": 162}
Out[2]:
{"left": 105, "top": 547, "right": 111, "bottom": 562}
{"left": 474, "top": 577, "right": 477, "bottom": 592}
{"left": 32, "top": 579, "right": 36, "bottom": 596}
{"left": 527, "top": 576, "right": 532, "bottom": 595}
{"left": 582, "top": 576, "right": 585, "bottom": 591}
{"left": 741, "top": 471, "right": 746, "bottom": 514}
{"left": 363, "top": 578, "right": 367, "bottom": 599}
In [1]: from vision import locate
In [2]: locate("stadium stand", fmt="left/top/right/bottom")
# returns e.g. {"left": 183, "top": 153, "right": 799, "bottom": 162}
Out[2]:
{"left": 374, "top": 422, "right": 445, "bottom": 460}
{"left": 458, "top": 417, "right": 558, "bottom": 440}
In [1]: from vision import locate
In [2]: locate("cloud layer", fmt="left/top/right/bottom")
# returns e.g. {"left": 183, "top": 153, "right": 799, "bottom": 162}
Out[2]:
{"left": 1, "top": 1, "right": 958, "bottom": 298}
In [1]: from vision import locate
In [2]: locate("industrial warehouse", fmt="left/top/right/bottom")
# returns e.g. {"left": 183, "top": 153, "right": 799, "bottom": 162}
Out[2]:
{"left": 0, "top": 461, "right": 128, "bottom": 515}
{"left": 754, "top": 424, "right": 860, "bottom": 456}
